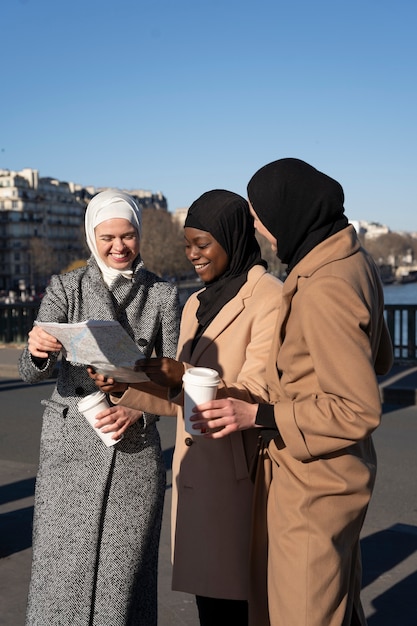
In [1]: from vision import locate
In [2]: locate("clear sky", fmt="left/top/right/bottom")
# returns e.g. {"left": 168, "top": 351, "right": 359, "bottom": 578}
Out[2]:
{"left": 2, "top": 0, "right": 416, "bottom": 231}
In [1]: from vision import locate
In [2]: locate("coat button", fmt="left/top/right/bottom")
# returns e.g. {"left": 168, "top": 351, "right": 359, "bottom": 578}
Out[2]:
{"left": 75, "top": 387, "right": 85, "bottom": 396}
{"left": 185, "top": 437, "right": 194, "bottom": 446}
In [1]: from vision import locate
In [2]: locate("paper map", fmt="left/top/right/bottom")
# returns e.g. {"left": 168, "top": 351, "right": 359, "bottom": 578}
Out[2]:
{"left": 35, "top": 320, "right": 149, "bottom": 382}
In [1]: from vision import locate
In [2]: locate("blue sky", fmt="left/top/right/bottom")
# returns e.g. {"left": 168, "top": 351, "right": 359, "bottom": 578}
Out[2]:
{"left": 2, "top": 0, "right": 416, "bottom": 231}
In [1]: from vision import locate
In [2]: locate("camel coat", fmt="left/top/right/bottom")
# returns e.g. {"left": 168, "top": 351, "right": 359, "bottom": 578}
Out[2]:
{"left": 253, "top": 226, "right": 393, "bottom": 626}
{"left": 116, "top": 265, "right": 283, "bottom": 604}
{"left": 171, "top": 265, "right": 282, "bottom": 602}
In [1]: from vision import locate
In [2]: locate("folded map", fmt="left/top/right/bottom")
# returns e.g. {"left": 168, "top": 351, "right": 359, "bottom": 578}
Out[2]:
{"left": 35, "top": 320, "right": 149, "bottom": 382}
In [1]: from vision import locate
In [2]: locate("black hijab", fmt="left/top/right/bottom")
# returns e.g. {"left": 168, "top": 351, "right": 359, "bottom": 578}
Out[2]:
{"left": 184, "top": 189, "right": 266, "bottom": 331}
{"left": 247, "top": 158, "right": 348, "bottom": 272}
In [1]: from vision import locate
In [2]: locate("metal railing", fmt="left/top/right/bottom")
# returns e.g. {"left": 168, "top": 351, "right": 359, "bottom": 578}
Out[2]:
{"left": 0, "top": 301, "right": 39, "bottom": 344}
{"left": 385, "top": 304, "right": 417, "bottom": 363}
{"left": 1, "top": 301, "right": 417, "bottom": 365}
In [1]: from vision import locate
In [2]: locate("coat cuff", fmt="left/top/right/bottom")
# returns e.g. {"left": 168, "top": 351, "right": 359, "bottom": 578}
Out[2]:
{"left": 255, "top": 403, "right": 281, "bottom": 443}
{"left": 255, "top": 403, "right": 278, "bottom": 430}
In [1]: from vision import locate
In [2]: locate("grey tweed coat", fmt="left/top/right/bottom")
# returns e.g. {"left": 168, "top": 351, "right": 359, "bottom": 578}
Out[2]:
{"left": 19, "top": 257, "right": 180, "bottom": 626}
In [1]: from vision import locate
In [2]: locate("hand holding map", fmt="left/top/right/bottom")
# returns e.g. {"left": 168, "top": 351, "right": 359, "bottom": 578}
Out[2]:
{"left": 35, "top": 320, "right": 150, "bottom": 382}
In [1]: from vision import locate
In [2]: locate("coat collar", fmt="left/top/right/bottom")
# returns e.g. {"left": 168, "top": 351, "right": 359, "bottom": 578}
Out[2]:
{"left": 285, "top": 225, "right": 359, "bottom": 286}
{"left": 277, "top": 225, "right": 360, "bottom": 352}
{"left": 180, "top": 265, "right": 268, "bottom": 363}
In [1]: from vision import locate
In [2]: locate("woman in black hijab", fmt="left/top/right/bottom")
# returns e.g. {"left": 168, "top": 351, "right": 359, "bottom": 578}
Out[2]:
{"left": 193, "top": 161, "right": 393, "bottom": 626}
{"left": 247, "top": 157, "right": 348, "bottom": 271}
{"left": 91, "top": 189, "right": 283, "bottom": 626}
{"left": 185, "top": 188, "right": 267, "bottom": 348}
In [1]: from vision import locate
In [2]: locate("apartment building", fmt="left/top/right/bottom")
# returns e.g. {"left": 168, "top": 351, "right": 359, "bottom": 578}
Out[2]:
{"left": 350, "top": 219, "right": 390, "bottom": 239}
{"left": 0, "top": 168, "right": 167, "bottom": 296}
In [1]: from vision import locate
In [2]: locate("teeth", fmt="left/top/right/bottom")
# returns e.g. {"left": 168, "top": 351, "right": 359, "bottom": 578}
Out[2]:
{"left": 195, "top": 264, "right": 207, "bottom": 269}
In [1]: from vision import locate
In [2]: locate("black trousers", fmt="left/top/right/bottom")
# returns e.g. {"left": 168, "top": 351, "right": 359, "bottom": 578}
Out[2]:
{"left": 195, "top": 595, "right": 248, "bottom": 626}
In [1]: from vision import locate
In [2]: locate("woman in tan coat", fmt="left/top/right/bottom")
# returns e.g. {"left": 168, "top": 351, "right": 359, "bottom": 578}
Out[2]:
{"left": 192, "top": 160, "right": 394, "bottom": 626}
{"left": 90, "top": 189, "right": 283, "bottom": 625}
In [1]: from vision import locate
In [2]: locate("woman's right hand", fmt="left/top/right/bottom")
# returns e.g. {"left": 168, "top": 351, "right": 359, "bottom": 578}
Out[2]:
{"left": 28, "top": 325, "right": 62, "bottom": 358}
{"left": 191, "top": 397, "right": 259, "bottom": 438}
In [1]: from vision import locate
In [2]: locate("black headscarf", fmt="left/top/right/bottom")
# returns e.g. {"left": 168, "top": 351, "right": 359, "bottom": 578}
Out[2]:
{"left": 184, "top": 189, "right": 266, "bottom": 332}
{"left": 247, "top": 158, "right": 349, "bottom": 272}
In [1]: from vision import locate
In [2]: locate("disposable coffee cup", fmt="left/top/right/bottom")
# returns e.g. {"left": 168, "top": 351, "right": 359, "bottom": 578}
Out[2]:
{"left": 182, "top": 367, "right": 220, "bottom": 435}
{"left": 77, "top": 391, "right": 122, "bottom": 447}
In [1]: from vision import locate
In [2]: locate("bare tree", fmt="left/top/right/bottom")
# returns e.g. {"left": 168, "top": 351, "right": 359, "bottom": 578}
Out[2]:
{"left": 140, "top": 209, "right": 190, "bottom": 277}
{"left": 61, "top": 259, "right": 88, "bottom": 274}
{"left": 256, "top": 233, "right": 287, "bottom": 279}
{"left": 364, "top": 232, "right": 417, "bottom": 267}
{"left": 29, "top": 237, "right": 57, "bottom": 290}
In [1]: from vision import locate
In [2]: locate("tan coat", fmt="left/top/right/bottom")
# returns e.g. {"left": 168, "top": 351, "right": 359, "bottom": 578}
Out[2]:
{"left": 171, "top": 265, "right": 282, "bottom": 601}
{"left": 253, "top": 226, "right": 393, "bottom": 626}
{"left": 112, "top": 265, "right": 283, "bottom": 606}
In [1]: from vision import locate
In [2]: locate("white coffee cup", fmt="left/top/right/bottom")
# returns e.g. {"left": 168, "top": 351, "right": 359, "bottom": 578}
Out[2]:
{"left": 182, "top": 367, "right": 220, "bottom": 435}
{"left": 77, "top": 391, "right": 122, "bottom": 447}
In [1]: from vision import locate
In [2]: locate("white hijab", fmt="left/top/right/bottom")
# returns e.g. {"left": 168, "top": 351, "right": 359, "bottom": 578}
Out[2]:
{"left": 85, "top": 189, "right": 142, "bottom": 287}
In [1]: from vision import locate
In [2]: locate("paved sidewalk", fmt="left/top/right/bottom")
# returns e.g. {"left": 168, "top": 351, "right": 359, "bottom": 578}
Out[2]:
{"left": 0, "top": 344, "right": 23, "bottom": 378}
{"left": 1, "top": 344, "right": 417, "bottom": 625}
{"left": 0, "top": 345, "right": 199, "bottom": 626}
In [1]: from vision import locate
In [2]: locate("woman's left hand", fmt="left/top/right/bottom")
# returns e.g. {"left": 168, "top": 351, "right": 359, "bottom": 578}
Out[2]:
{"left": 94, "top": 405, "right": 143, "bottom": 440}
{"left": 134, "top": 357, "right": 185, "bottom": 387}
{"left": 190, "top": 397, "right": 259, "bottom": 438}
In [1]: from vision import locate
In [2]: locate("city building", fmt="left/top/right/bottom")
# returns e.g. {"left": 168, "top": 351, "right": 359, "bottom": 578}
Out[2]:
{"left": 172, "top": 207, "right": 188, "bottom": 226}
{"left": 350, "top": 219, "right": 390, "bottom": 239}
{"left": 0, "top": 168, "right": 167, "bottom": 297}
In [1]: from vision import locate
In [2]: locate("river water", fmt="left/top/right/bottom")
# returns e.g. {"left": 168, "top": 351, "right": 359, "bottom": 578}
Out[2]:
{"left": 180, "top": 281, "right": 417, "bottom": 306}
{"left": 383, "top": 282, "right": 417, "bottom": 305}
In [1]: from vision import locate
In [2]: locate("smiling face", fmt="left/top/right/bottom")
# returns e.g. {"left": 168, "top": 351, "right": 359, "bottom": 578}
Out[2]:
{"left": 95, "top": 218, "right": 140, "bottom": 270}
{"left": 184, "top": 227, "right": 229, "bottom": 283}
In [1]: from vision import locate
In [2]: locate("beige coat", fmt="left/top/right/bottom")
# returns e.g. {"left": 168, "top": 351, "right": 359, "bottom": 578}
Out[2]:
{"left": 117, "top": 265, "right": 282, "bottom": 605}
{"left": 253, "top": 226, "right": 393, "bottom": 626}
{"left": 171, "top": 265, "right": 282, "bottom": 601}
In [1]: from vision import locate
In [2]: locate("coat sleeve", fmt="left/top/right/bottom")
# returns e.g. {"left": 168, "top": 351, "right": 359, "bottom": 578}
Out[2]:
{"left": 152, "top": 284, "right": 181, "bottom": 360}
{"left": 374, "top": 319, "right": 394, "bottom": 375}
{"left": 168, "top": 273, "right": 283, "bottom": 406}
{"left": 217, "top": 274, "right": 283, "bottom": 403}
{"left": 276, "top": 276, "right": 389, "bottom": 460}
{"left": 112, "top": 383, "right": 178, "bottom": 416}
{"left": 18, "top": 274, "right": 69, "bottom": 383}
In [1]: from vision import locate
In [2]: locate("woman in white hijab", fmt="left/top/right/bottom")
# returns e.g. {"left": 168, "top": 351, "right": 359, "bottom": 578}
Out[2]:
{"left": 85, "top": 189, "right": 143, "bottom": 287}
{"left": 19, "top": 189, "right": 180, "bottom": 626}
